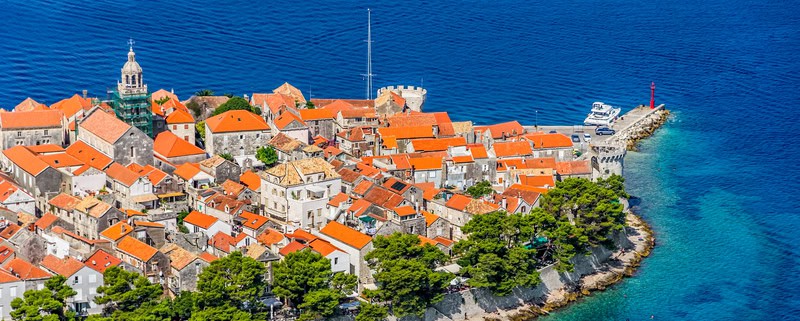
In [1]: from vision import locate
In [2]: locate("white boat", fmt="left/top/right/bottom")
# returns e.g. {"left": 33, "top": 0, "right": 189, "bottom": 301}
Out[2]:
{"left": 584, "top": 101, "right": 621, "bottom": 126}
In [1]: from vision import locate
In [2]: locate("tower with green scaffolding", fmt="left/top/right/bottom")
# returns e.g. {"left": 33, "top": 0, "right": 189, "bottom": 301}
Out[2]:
{"left": 109, "top": 39, "right": 153, "bottom": 137}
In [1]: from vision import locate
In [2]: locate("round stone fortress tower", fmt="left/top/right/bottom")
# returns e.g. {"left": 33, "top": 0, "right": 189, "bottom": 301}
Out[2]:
{"left": 377, "top": 85, "right": 427, "bottom": 112}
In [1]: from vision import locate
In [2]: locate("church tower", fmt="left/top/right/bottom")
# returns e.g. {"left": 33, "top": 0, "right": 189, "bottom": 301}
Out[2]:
{"left": 109, "top": 39, "right": 153, "bottom": 137}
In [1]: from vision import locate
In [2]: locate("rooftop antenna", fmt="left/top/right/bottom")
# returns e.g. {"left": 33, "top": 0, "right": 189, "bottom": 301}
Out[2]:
{"left": 361, "top": 8, "right": 375, "bottom": 100}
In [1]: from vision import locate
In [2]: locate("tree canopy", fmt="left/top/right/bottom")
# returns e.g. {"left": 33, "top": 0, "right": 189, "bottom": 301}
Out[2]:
{"left": 273, "top": 249, "right": 356, "bottom": 320}
{"left": 212, "top": 96, "right": 259, "bottom": 116}
{"left": 194, "top": 251, "right": 267, "bottom": 318}
{"left": 195, "top": 121, "right": 206, "bottom": 141}
{"left": 11, "top": 275, "right": 77, "bottom": 321}
{"left": 364, "top": 233, "right": 452, "bottom": 317}
{"left": 466, "top": 180, "right": 493, "bottom": 198}
{"left": 255, "top": 146, "right": 278, "bottom": 167}
{"left": 355, "top": 302, "right": 388, "bottom": 321}
{"left": 195, "top": 89, "right": 214, "bottom": 96}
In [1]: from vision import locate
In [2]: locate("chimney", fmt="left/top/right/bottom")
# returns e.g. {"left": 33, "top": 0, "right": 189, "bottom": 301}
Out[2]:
{"left": 82, "top": 90, "right": 88, "bottom": 98}
{"left": 501, "top": 196, "right": 507, "bottom": 209}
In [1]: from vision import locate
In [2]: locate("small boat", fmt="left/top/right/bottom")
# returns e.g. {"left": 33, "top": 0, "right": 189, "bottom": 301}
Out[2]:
{"left": 584, "top": 101, "right": 621, "bottom": 126}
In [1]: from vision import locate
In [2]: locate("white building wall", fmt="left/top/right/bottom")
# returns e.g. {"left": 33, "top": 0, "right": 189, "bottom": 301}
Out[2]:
{"left": 0, "top": 280, "right": 25, "bottom": 319}
{"left": 327, "top": 251, "right": 350, "bottom": 274}
{"left": 1, "top": 189, "right": 35, "bottom": 214}
{"left": 42, "top": 233, "right": 71, "bottom": 258}
{"left": 72, "top": 173, "right": 107, "bottom": 197}
{"left": 66, "top": 267, "right": 104, "bottom": 315}
{"left": 168, "top": 123, "right": 196, "bottom": 145}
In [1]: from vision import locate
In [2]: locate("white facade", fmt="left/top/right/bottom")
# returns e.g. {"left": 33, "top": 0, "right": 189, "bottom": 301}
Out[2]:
{"left": 168, "top": 123, "right": 195, "bottom": 145}
{"left": 262, "top": 179, "right": 341, "bottom": 229}
{"left": 63, "top": 267, "right": 104, "bottom": 315}
{"left": 326, "top": 250, "right": 350, "bottom": 274}
{"left": 185, "top": 220, "right": 232, "bottom": 240}
{"left": 42, "top": 233, "right": 71, "bottom": 258}
{"left": 70, "top": 171, "right": 107, "bottom": 197}
{"left": 0, "top": 188, "right": 35, "bottom": 215}
{"left": 0, "top": 279, "right": 25, "bottom": 320}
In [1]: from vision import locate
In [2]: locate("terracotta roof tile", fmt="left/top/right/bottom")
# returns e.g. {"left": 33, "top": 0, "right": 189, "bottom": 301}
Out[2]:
{"left": 116, "top": 236, "right": 158, "bottom": 262}
{"left": 165, "top": 108, "right": 195, "bottom": 124}
{"left": 100, "top": 221, "right": 134, "bottom": 241}
{"left": 40, "top": 255, "right": 85, "bottom": 277}
{"left": 507, "top": 184, "right": 550, "bottom": 195}
{"left": 555, "top": 160, "right": 592, "bottom": 175}
{"left": 393, "top": 206, "right": 417, "bottom": 217}
{"left": 240, "top": 211, "right": 269, "bottom": 230}
{"left": 65, "top": 141, "right": 113, "bottom": 170}
{"left": 526, "top": 157, "right": 558, "bottom": 169}
{"left": 408, "top": 157, "right": 443, "bottom": 170}
{"left": 13, "top": 97, "right": 49, "bottom": 112}
{"left": 485, "top": 121, "right": 525, "bottom": 139}
{"left": 0, "top": 110, "right": 62, "bottom": 129}
{"left": 173, "top": 163, "right": 201, "bottom": 180}
{"left": 48, "top": 193, "right": 80, "bottom": 210}
{"left": 299, "top": 108, "right": 335, "bottom": 121}
{"left": 320, "top": 221, "right": 371, "bottom": 249}
{"left": 79, "top": 109, "right": 131, "bottom": 143}
{"left": 378, "top": 126, "right": 435, "bottom": 140}
{"left": 273, "top": 82, "right": 306, "bottom": 104}
{"left": 422, "top": 211, "right": 440, "bottom": 227}
{"left": 492, "top": 141, "right": 533, "bottom": 158}
{"left": 38, "top": 153, "right": 83, "bottom": 169}
{"left": 519, "top": 175, "right": 555, "bottom": 188}
{"left": 160, "top": 244, "right": 198, "bottom": 270}
{"left": 523, "top": 133, "right": 574, "bottom": 149}
{"left": 445, "top": 194, "right": 472, "bottom": 211}
{"left": 273, "top": 111, "right": 307, "bottom": 130}
{"left": 279, "top": 240, "right": 308, "bottom": 256}
{"left": 502, "top": 187, "right": 541, "bottom": 205}
{"left": 183, "top": 211, "right": 218, "bottom": 229}
{"left": 3, "top": 258, "right": 51, "bottom": 280}
{"left": 209, "top": 232, "right": 236, "bottom": 253}
{"left": 84, "top": 249, "right": 122, "bottom": 273}
{"left": 34, "top": 213, "right": 59, "bottom": 231}
{"left": 25, "top": 144, "right": 64, "bottom": 154}
{"left": 198, "top": 252, "right": 218, "bottom": 263}
{"left": 311, "top": 98, "right": 373, "bottom": 109}
{"left": 433, "top": 236, "right": 454, "bottom": 247}
{"left": 237, "top": 170, "right": 259, "bottom": 191}
{"left": 0, "top": 246, "right": 15, "bottom": 265}
{"left": 307, "top": 238, "right": 342, "bottom": 256}
{"left": 3, "top": 146, "right": 50, "bottom": 176}
{"left": 0, "top": 224, "right": 21, "bottom": 240}
{"left": 50, "top": 94, "right": 93, "bottom": 119}
{"left": 205, "top": 110, "right": 270, "bottom": 133}
{"left": 106, "top": 163, "right": 141, "bottom": 186}
{"left": 327, "top": 193, "right": 349, "bottom": 207}
{"left": 257, "top": 228, "right": 286, "bottom": 246}
{"left": 410, "top": 137, "right": 467, "bottom": 152}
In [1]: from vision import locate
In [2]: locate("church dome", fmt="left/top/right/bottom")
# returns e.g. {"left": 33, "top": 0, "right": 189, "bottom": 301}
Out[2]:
{"left": 121, "top": 48, "right": 142, "bottom": 74}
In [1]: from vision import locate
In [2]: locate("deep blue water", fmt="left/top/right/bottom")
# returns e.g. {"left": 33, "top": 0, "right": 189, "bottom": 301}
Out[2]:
{"left": 2, "top": 0, "right": 800, "bottom": 319}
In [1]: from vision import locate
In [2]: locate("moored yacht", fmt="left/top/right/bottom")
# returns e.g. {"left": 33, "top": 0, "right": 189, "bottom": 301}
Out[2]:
{"left": 584, "top": 101, "right": 621, "bottom": 126}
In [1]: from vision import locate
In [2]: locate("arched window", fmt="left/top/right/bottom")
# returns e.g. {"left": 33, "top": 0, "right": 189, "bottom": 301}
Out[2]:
{"left": 138, "top": 73, "right": 142, "bottom": 85}
{"left": 125, "top": 75, "right": 129, "bottom": 84}
{"left": 131, "top": 75, "right": 137, "bottom": 86}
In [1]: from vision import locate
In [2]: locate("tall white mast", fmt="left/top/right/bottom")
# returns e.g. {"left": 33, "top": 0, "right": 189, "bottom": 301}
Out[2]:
{"left": 363, "top": 8, "right": 374, "bottom": 100}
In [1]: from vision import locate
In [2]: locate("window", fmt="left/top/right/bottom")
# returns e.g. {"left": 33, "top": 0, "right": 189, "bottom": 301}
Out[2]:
{"left": 10, "top": 286, "right": 16, "bottom": 297}
{"left": 184, "top": 124, "right": 189, "bottom": 129}
{"left": 173, "top": 125, "right": 177, "bottom": 130}
{"left": 239, "top": 135, "right": 244, "bottom": 139}
{"left": 130, "top": 147, "right": 135, "bottom": 157}
{"left": 16, "top": 132, "right": 21, "bottom": 137}
{"left": 429, "top": 171, "right": 436, "bottom": 178}
{"left": 75, "top": 288, "right": 82, "bottom": 299}
{"left": 43, "top": 129, "right": 48, "bottom": 135}
{"left": 90, "top": 287, "right": 96, "bottom": 295}
{"left": 89, "top": 274, "right": 97, "bottom": 284}
{"left": 334, "top": 257, "right": 339, "bottom": 265}
{"left": 185, "top": 136, "right": 189, "bottom": 141}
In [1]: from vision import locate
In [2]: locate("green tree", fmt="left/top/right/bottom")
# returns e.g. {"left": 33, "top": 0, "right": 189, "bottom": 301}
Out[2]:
{"left": 10, "top": 275, "right": 77, "bottom": 321}
{"left": 365, "top": 233, "right": 452, "bottom": 317}
{"left": 172, "top": 291, "right": 195, "bottom": 320}
{"left": 272, "top": 250, "right": 333, "bottom": 307}
{"left": 466, "top": 180, "right": 493, "bottom": 198}
{"left": 195, "top": 251, "right": 267, "bottom": 316}
{"left": 304, "top": 101, "right": 316, "bottom": 109}
{"left": 297, "top": 289, "right": 339, "bottom": 320}
{"left": 177, "top": 210, "right": 190, "bottom": 233}
{"left": 255, "top": 146, "right": 278, "bottom": 167}
{"left": 355, "top": 302, "right": 388, "bottom": 321}
{"left": 154, "top": 96, "right": 171, "bottom": 105}
{"left": 454, "top": 211, "right": 541, "bottom": 295}
{"left": 218, "top": 153, "right": 233, "bottom": 161}
{"left": 212, "top": 96, "right": 257, "bottom": 116}
{"left": 195, "top": 89, "right": 215, "bottom": 96}
{"left": 195, "top": 121, "right": 206, "bottom": 141}
{"left": 94, "top": 267, "right": 162, "bottom": 314}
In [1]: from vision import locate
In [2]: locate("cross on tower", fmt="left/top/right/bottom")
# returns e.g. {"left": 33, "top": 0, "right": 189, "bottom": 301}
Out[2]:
{"left": 128, "top": 38, "right": 135, "bottom": 50}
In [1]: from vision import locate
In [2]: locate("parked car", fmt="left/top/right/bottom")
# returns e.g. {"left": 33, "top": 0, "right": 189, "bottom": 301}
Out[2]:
{"left": 571, "top": 134, "right": 581, "bottom": 143}
{"left": 583, "top": 133, "right": 591, "bottom": 142}
{"left": 595, "top": 127, "right": 616, "bottom": 135}
{"left": 549, "top": 130, "right": 558, "bottom": 134}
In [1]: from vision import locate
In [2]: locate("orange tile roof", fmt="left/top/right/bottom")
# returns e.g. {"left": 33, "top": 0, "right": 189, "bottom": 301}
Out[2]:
{"left": 433, "top": 236, "right": 454, "bottom": 247}
{"left": 324, "top": 146, "right": 343, "bottom": 158}
{"left": 239, "top": 170, "right": 261, "bottom": 190}
{"left": 257, "top": 228, "right": 286, "bottom": 246}
{"left": 410, "top": 137, "right": 467, "bottom": 152}
{"left": 0, "top": 224, "right": 21, "bottom": 240}
{"left": 446, "top": 194, "right": 472, "bottom": 211}
{"left": 48, "top": 193, "right": 80, "bottom": 210}
{"left": 418, "top": 235, "right": 438, "bottom": 246}
{"left": 339, "top": 107, "right": 376, "bottom": 119}
{"left": 100, "top": 221, "right": 134, "bottom": 241}
{"left": 183, "top": 211, "right": 218, "bottom": 229}
{"left": 299, "top": 108, "right": 335, "bottom": 121}
{"left": 84, "top": 249, "right": 122, "bottom": 273}
{"left": 205, "top": 110, "right": 270, "bottom": 133}
{"left": 221, "top": 179, "right": 246, "bottom": 197}
{"left": 209, "top": 231, "right": 236, "bottom": 253}
{"left": 467, "top": 144, "right": 489, "bottom": 159}
{"left": 507, "top": 183, "right": 550, "bottom": 195}
{"left": 0, "top": 246, "right": 15, "bottom": 265}
{"left": 393, "top": 206, "right": 417, "bottom": 217}
{"left": 160, "top": 244, "right": 198, "bottom": 270}
{"left": 312, "top": 98, "right": 374, "bottom": 109}
{"left": 25, "top": 144, "right": 64, "bottom": 154}
{"left": 165, "top": 108, "right": 195, "bottom": 124}
{"left": 408, "top": 157, "right": 443, "bottom": 170}
{"left": 79, "top": 109, "right": 131, "bottom": 143}
{"left": 273, "top": 82, "right": 306, "bottom": 104}
{"left": 13, "top": 97, "right": 49, "bottom": 112}
{"left": 279, "top": 240, "right": 308, "bottom": 256}
{"left": 493, "top": 141, "right": 533, "bottom": 158}
{"left": 50, "top": 94, "right": 92, "bottom": 119}
{"left": 135, "top": 221, "right": 165, "bottom": 228}
{"left": 452, "top": 155, "right": 474, "bottom": 163}
{"left": 422, "top": 211, "right": 440, "bottom": 227}
{"left": 377, "top": 126, "right": 435, "bottom": 140}
{"left": 0, "top": 110, "right": 62, "bottom": 129}
{"left": 40, "top": 255, "right": 85, "bottom": 277}
{"left": 486, "top": 121, "right": 525, "bottom": 139}
{"left": 173, "top": 163, "right": 201, "bottom": 180}
{"left": 526, "top": 157, "right": 558, "bottom": 169}
{"left": 308, "top": 238, "right": 342, "bottom": 257}
{"left": 502, "top": 186, "right": 542, "bottom": 205}
{"left": 519, "top": 175, "right": 555, "bottom": 188}
{"left": 353, "top": 180, "right": 373, "bottom": 196}
{"left": 4, "top": 258, "right": 52, "bottom": 280}
{"left": 285, "top": 229, "right": 318, "bottom": 242}
{"left": 240, "top": 211, "right": 269, "bottom": 230}
{"left": 38, "top": 153, "right": 83, "bottom": 169}
{"left": 382, "top": 136, "right": 398, "bottom": 149}
{"left": 65, "top": 140, "right": 113, "bottom": 170}
{"left": 198, "top": 252, "right": 218, "bottom": 263}
{"left": 116, "top": 236, "right": 158, "bottom": 262}
{"left": 154, "top": 131, "right": 205, "bottom": 158}
{"left": 273, "top": 111, "right": 307, "bottom": 130}
{"left": 0, "top": 181, "right": 21, "bottom": 203}
{"left": 3, "top": 146, "right": 50, "bottom": 176}
{"left": 151, "top": 89, "right": 180, "bottom": 104}
{"left": 386, "top": 113, "right": 438, "bottom": 128}
{"left": 0, "top": 269, "right": 20, "bottom": 283}
{"left": 523, "top": 133, "right": 574, "bottom": 149}
{"left": 106, "top": 163, "right": 141, "bottom": 186}
{"left": 327, "top": 192, "right": 349, "bottom": 207}
{"left": 320, "top": 221, "right": 371, "bottom": 249}
{"left": 348, "top": 198, "right": 373, "bottom": 217}
{"left": 34, "top": 213, "right": 59, "bottom": 230}
{"left": 414, "top": 182, "right": 441, "bottom": 201}
{"left": 555, "top": 160, "right": 592, "bottom": 175}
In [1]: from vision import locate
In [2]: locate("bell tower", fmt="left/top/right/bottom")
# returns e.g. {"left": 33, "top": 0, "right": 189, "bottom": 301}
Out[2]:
{"left": 110, "top": 39, "right": 153, "bottom": 137}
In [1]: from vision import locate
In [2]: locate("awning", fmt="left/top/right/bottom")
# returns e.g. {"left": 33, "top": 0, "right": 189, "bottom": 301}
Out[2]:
{"left": 131, "top": 194, "right": 159, "bottom": 203}
{"left": 306, "top": 185, "right": 326, "bottom": 193}
{"left": 157, "top": 192, "right": 185, "bottom": 198}
{"left": 358, "top": 215, "right": 375, "bottom": 223}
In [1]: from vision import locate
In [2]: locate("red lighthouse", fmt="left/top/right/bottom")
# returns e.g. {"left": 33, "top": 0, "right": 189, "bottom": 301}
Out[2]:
{"left": 650, "top": 82, "right": 656, "bottom": 109}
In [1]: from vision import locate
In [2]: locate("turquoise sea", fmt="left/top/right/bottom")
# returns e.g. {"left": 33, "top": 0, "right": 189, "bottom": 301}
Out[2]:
{"left": 1, "top": 0, "right": 799, "bottom": 319}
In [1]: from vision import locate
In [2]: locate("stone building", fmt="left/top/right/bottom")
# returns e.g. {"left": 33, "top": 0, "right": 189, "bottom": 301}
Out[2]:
{"left": 259, "top": 158, "right": 341, "bottom": 229}
{"left": 298, "top": 109, "right": 336, "bottom": 140}
{"left": 0, "top": 109, "right": 65, "bottom": 150}
{"left": 204, "top": 110, "right": 272, "bottom": 167}
{"left": 1, "top": 146, "right": 63, "bottom": 211}
{"left": 198, "top": 155, "right": 241, "bottom": 184}
{"left": 40, "top": 255, "right": 104, "bottom": 315}
{"left": 160, "top": 243, "right": 210, "bottom": 294}
{"left": 153, "top": 131, "right": 206, "bottom": 172}
{"left": 77, "top": 108, "right": 154, "bottom": 166}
